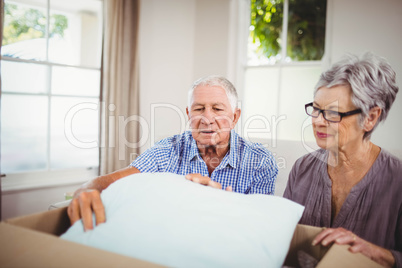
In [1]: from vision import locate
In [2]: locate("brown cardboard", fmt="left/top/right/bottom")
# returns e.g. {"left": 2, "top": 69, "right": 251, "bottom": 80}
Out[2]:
{"left": 1, "top": 208, "right": 383, "bottom": 267}
{"left": 5, "top": 206, "right": 70, "bottom": 235}
{"left": 1, "top": 207, "right": 163, "bottom": 268}
{"left": 285, "top": 224, "right": 383, "bottom": 268}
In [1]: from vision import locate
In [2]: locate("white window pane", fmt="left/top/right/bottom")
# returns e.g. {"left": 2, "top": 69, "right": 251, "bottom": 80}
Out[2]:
{"left": 243, "top": 67, "right": 280, "bottom": 141}
{"left": 51, "top": 66, "right": 100, "bottom": 96}
{"left": 49, "top": 0, "right": 103, "bottom": 67}
{"left": 1, "top": 95, "right": 48, "bottom": 173}
{"left": 277, "top": 66, "right": 322, "bottom": 141}
{"left": 2, "top": 0, "right": 48, "bottom": 61}
{"left": 1, "top": 60, "right": 48, "bottom": 94}
{"left": 50, "top": 97, "right": 99, "bottom": 169}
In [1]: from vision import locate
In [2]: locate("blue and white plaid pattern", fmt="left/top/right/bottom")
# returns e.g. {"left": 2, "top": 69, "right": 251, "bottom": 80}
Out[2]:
{"left": 130, "top": 130, "right": 278, "bottom": 194}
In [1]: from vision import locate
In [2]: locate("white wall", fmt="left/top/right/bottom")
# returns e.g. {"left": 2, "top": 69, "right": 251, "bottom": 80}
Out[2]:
{"left": 327, "top": 0, "right": 402, "bottom": 153}
{"left": 138, "top": 0, "right": 194, "bottom": 151}
{"left": 138, "top": 0, "right": 232, "bottom": 152}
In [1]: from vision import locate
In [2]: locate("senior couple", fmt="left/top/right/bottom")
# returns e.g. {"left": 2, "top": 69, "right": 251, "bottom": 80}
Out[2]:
{"left": 69, "top": 53, "right": 401, "bottom": 267}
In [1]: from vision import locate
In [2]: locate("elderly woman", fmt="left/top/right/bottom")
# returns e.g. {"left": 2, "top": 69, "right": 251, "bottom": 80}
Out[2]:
{"left": 284, "top": 53, "right": 401, "bottom": 267}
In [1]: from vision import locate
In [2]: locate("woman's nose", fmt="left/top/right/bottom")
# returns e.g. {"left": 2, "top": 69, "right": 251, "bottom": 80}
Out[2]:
{"left": 313, "top": 112, "right": 328, "bottom": 126}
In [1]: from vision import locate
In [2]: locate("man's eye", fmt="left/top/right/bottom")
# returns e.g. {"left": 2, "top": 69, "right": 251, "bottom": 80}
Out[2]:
{"left": 194, "top": 108, "right": 203, "bottom": 111}
{"left": 214, "top": 108, "right": 223, "bottom": 111}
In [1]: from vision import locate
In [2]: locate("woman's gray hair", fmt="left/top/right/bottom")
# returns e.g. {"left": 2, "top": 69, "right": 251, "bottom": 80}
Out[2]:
{"left": 188, "top": 75, "right": 238, "bottom": 112}
{"left": 314, "top": 52, "right": 399, "bottom": 140}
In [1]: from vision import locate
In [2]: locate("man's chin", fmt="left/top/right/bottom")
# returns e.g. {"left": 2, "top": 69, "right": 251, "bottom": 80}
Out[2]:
{"left": 193, "top": 132, "right": 231, "bottom": 148}
{"left": 197, "top": 138, "right": 218, "bottom": 147}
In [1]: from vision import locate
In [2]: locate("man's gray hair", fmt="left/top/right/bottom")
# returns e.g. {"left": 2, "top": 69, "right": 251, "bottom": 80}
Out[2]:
{"left": 188, "top": 75, "right": 238, "bottom": 112}
{"left": 314, "top": 52, "right": 399, "bottom": 140}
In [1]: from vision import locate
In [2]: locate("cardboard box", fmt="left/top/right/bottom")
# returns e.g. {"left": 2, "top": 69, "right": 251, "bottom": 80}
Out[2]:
{"left": 0, "top": 208, "right": 382, "bottom": 267}
{"left": 0, "top": 208, "right": 162, "bottom": 268}
{"left": 284, "top": 224, "right": 382, "bottom": 268}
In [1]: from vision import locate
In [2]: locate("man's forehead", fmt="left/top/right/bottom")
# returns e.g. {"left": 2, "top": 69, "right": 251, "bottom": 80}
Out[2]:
{"left": 193, "top": 86, "right": 228, "bottom": 99}
{"left": 194, "top": 84, "right": 225, "bottom": 93}
{"left": 190, "top": 85, "right": 232, "bottom": 108}
{"left": 192, "top": 101, "right": 227, "bottom": 107}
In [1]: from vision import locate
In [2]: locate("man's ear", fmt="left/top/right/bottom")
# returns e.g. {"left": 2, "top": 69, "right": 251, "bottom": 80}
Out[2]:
{"left": 231, "top": 108, "right": 241, "bottom": 128}
{"left": 363, "top": 106, "right": 382, "bottom": 132}
{"left": 186, "top": 107, "right": 190, "bottom": 120}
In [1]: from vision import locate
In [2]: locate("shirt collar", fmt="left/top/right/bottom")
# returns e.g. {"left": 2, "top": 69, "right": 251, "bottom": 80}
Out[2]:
{"left": 189, "top": 134, "right": 201, "bottom": 161}
{"left": 189, "top": 129, "right": 238, "bottom": 169}
{"left": 226, "top": 129, "right": 238, "bottom": 168}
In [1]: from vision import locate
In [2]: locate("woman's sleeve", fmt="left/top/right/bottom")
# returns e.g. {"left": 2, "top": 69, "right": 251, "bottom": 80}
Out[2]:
{"left": 390, "top": 250, "right": 402, "bottom": 267}
{"left": 390, "top": 202, "right": 402, "bottom": 267}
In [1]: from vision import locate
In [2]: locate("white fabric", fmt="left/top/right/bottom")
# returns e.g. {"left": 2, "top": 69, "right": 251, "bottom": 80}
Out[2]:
{"left": 61, "top": 172, "right": 304, "bottom": 267}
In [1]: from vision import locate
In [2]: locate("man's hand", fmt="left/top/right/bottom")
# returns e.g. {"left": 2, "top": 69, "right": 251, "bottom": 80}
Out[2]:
{"left": 67, "top": 166, "right": 141, "bottom": 231}
{"left": 67, "top": 189, "right": 105, "bottom": 231}
{"left": 185, "top": 173, "right": 233, "bottom": 191}
{"left": 312, "top": 227, "right": 395, "bottom": 267}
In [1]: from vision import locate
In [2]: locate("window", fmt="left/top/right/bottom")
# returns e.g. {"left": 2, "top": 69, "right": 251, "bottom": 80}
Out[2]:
{"left": 1, "top": 0, "right": 103, "bottom": 190}
{"left": 249, "top": 0, "right": 326, "bottom": 64}
{"left": 243, "top": 0, "right": 327, "bottom": 143}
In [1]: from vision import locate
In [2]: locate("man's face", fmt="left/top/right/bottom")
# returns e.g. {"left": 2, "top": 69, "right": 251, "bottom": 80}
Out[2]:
{"left": 186, "top": 85, "right": 240, "bottom": 148}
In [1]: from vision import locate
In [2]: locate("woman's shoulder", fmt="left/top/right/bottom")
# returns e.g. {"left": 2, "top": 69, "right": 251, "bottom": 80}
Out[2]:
{"left": 287, "top": 149, "right": 329, "bottom": 185}
{"left": 293, "top": 148, "right": 328, "bottom": 170}
{"left": 377, "top": 148, "right": 402, "bottom": 173}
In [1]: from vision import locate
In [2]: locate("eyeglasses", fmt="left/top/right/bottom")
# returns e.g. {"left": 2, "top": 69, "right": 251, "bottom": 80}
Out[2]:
{"left": 305, "top": 102, "right": 362, "bottom": 123}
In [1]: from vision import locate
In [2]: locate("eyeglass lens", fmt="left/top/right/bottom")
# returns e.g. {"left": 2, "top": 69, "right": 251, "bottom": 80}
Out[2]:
{"left": 306, "top": 106, "right": 341, "bottom": 122}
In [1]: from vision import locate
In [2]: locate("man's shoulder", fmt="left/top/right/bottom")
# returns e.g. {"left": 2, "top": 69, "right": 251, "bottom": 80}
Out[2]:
{"left": 235, "top": 134, "right": 274, "bottom": 158}
{"left": 153, "top": 131, "right": 193, "bottom": 149}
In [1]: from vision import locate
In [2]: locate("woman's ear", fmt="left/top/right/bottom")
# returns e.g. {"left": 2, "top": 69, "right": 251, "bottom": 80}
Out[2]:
{"left": 363, "top": 106, "right": 382, "bottom": 132}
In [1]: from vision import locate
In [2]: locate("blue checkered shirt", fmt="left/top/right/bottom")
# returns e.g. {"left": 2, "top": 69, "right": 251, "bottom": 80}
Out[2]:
{"left": 130, "top": 130, "right": 278, "bottom": 194}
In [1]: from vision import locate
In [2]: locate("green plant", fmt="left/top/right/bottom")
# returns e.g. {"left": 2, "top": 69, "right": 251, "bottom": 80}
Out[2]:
{"left": 250, "top": 0, "right": 326, "bottom": 61}
{"left": 3, "top": 3, "right": 68, "bottom": 46}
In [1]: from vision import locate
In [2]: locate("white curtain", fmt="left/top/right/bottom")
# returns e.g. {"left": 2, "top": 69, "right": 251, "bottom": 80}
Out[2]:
{"left": 0, "top": 0, "right": 4, "bottom": 220}
{"left": 100, "top": 0, "right": 140, "bottom": 175}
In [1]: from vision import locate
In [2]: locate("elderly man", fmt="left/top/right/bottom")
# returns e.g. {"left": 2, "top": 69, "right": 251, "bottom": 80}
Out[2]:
{"left": 68, "top": 75, "right": 278, "bottom": 231}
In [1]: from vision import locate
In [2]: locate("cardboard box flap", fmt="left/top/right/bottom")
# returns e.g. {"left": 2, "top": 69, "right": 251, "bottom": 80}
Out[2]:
{"left": 5, "top": 207, "right": 70, "bottom": 236}
{"left": 0, "top": 222, "right": 163, "bottom": 267}
{"left": 284, "top": 224, "right": 383, "bottom": 268}
{"left": 318, "top": 243, "right": 383, "bottom": 268}
{"left": 284, "top": 224, "right": 329, "bottom": 266}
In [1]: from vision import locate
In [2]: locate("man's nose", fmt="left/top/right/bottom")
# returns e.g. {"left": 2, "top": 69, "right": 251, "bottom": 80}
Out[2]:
{"left": 201, "top": 108, "right": 216, "bottom": 124}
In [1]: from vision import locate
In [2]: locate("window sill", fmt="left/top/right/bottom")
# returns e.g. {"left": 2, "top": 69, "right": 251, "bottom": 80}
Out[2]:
{"left": 1, "top": 168, "right": 99, "bottom": 193}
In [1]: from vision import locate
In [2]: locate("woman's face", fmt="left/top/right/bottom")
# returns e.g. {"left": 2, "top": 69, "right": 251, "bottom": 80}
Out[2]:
{"left": 312, "top": 85, "right": 365, "bottom": 152}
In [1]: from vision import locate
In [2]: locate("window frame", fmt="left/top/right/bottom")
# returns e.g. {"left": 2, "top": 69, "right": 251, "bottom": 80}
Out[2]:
{"left": 240, "top": 0, "right": 329, "bottom": 142}
{"left": 1, "top": 0, "right": 103, "bottom": 192}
